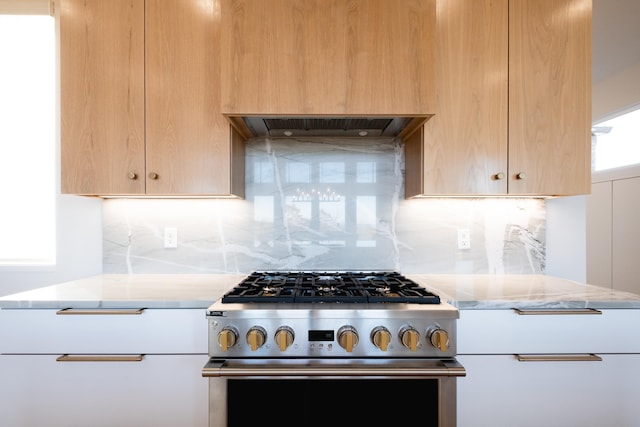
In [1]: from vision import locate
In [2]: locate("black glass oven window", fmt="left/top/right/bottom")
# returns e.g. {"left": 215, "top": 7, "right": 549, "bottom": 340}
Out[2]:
{"left": 227, "top": 379, "right": 439, "bottom": 427}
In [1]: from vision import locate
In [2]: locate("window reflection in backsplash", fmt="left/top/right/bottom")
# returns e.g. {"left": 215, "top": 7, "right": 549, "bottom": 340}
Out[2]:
{"left": 248, "top": 138, "right": 391, "bottom": 254}
{"left": 102, "top": 137, "right": 546, "bottom": 274}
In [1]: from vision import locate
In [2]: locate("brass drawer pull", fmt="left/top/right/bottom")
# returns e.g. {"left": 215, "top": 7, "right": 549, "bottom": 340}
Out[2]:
{"left": 56, "top": 308, "right": 145, "bottom": 315}
{"left": 56, "top": 354, "right": 144, "bottom": 362}
{"left": 513, "top": 308, "right": 602, "bottom": 315}
{"left": 516, "top": 354, "right": 602, "bottom": 362}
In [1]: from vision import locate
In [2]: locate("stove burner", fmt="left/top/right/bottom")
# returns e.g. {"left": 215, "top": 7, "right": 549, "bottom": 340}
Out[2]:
{"left": 221, "top": 271, "right": 440, "bottom": 304}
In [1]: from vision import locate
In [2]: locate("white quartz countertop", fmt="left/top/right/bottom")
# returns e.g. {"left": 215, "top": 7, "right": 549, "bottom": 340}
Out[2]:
{"left": 1, "top": 273, "right": 639, "bottom": 310}
{"left": 0, "top": 274, "right": 246, "bottom": 309}
{"left": 407, "top": 274, "right": 640, "bottom": 309}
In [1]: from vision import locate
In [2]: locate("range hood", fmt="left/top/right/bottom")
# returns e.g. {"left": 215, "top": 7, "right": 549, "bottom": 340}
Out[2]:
{"left": 226, "top": 115, "right": 431, "bottom": 140}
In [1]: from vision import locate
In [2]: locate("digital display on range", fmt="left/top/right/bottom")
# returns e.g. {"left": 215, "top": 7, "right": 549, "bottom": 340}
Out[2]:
{"left": 308, "top": 330, "right": 334, "bottom": 342}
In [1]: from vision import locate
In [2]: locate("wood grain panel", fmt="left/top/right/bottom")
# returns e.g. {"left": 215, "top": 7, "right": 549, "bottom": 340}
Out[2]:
{"left": 404, "top": 126, "right": 424, "bottom": 198}
{"left": 419, "top": 0, "right": 508, "bottom": 195}
{"left": 60, "top": 0, "right": 145, "bottom": 195}
{"left": 220, "top": 0, "right": 435, "bottom": 116}
{"left": 508, "top": 0, "right": 592, "bottom": 195}
{"left": 229, "top": 126, "right": 246, "bottom": 197}
{"left": 146, "top": 0, "right": 243, "bottom": 196}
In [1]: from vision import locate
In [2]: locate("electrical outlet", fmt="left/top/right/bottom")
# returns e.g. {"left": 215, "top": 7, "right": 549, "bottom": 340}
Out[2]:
{"left": 164, "top": 227, "right": 178, "bottom": 248}
{"left": 457, "top": 229, "right": 471, "bottom": 250}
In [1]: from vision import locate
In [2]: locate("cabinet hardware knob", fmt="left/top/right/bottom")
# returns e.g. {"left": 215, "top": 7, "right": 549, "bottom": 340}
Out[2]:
{"left": 148, "top": 172, "right": 158, "bottom": 180}
{"left": 516, "top": 172, "right": 527, "bottom": 180}
{"left": 127, "top": 172, "right": 137, "bottom": 180}
{"left": 493, "top": 172, "right": 505, "bottom": 180}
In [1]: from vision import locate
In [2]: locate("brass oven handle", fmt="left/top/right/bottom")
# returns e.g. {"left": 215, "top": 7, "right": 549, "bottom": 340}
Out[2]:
{"left": 515, "top": 354, "right": 602, "bottom": 362}
{"left": 56, "top": 308, "right": 146, "bottom": 315}
{"left": 513, "top": 308, "right": 602, "bottom": 315}
{"left": 56, "top": 354, "right": 144, "bottom": 362}
{"left": 202, "top": 360, "right": 466, "bottom": 378}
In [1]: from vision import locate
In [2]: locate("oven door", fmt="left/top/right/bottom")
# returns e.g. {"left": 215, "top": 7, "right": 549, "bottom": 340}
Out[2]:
{"left": 203, "top": 358, "right": 465, "bottom": 427}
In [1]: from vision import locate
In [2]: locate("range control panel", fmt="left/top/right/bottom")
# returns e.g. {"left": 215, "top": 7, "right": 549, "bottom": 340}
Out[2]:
{"left": 208, "top": 315, "right": 457, "bottom": 358}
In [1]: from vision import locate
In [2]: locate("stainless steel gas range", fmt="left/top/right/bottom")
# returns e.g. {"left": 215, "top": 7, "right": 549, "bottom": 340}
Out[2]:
{"left": 202, "top": 271, "right": 465, "bottom": 427}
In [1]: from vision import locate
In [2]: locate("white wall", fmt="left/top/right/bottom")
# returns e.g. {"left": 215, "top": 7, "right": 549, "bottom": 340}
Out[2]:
{"left": 545, "top": 196, "right": 587, "bottom": 282}
{"left": 0, "top": 195, "right": 102, "bottom": 296}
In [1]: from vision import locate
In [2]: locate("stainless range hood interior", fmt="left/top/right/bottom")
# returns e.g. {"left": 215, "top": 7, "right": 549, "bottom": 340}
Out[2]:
{"left": 227, "top": 115, "right": 431, "bottom": 139}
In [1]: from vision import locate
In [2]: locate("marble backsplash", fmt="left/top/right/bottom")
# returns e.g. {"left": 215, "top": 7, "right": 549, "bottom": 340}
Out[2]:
{"left": 103, "top": 137, "right": 546, "bottom": 274}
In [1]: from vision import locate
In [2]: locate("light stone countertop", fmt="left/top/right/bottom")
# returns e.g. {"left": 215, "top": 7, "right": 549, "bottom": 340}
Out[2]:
{"left": 0, "top": 274, "right": 246, "bottom": 309}
{"left": 408, "top": 274, "right": 640, "bottom": 309}
{"left": 1, "top": 273, "right": 639, "bottom": 310}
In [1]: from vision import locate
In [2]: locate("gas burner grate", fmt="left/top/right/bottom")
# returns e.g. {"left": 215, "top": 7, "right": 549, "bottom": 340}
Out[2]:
{"left": 221, "top": 271, "right": 440, "bottom": 304}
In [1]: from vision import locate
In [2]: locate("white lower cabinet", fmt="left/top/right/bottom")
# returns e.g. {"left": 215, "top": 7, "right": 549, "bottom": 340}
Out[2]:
{"left": 457, "top": 309, "right": 640, "bottom": 427}
{"left": 457, "top": 354, "right": 640, "bottom": 427}
{"left": 0, "top": 354, "right": 208, "bottom": 427}
{"left": 0, "top": 308, "right": 209, "bottom": 427}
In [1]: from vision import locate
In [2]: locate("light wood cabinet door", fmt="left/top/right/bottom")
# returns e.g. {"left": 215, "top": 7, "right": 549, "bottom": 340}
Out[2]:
{"left": 220, "top": 0, "right": 435, "bottom": 117}
{"left": 407, "top": 0, "right": 508, "bottom": 196}
{"left": 508, "top": 0, "right": 592, "bottom": 196}
{"left": 146, "top": 0, "right": 244, "bottom": 196}
{"left": 407, "top": 0, "right": 591, "bottom": 197}
{"left": 60, "top": 0, "right": 145, "bottom": 195}
{"left": 60, "top": 0, "right": 245, "bottom": 197}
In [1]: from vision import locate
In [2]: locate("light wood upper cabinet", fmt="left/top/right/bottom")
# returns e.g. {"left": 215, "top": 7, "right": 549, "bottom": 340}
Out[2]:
{"left": 60, "top": 0, "right": 245, "bottom": 197}
{"left": 406, "top": 0, "right": 591, "bottom": 197}
{"left": 220, "top": 0, "right": 435, "bottom": 117}
{"left": 508, "top": 0, "right": 591, "bottom": 196}
{"left": 60, "top": 0, "right": 146, "bottom": 195}
{"left": 406, "top": 0, "right": 508, "bottom": 196}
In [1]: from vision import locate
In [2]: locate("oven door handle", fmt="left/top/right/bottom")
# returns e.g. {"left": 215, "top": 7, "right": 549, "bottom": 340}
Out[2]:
{"left": 202, "top": 358, "right": 466, "bottom": 378}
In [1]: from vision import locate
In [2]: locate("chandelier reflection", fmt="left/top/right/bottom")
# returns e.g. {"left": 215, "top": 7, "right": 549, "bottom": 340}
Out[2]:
{"left": 291, "top": 187, "right": 342, "bottom": 202}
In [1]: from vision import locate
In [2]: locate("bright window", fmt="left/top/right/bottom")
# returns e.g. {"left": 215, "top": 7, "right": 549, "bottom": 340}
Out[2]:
{"left": 0, "top": 14, "right": 56, "bottom": 265}
{"left": 592, "top": 107, "right": 640, "bottom": 171}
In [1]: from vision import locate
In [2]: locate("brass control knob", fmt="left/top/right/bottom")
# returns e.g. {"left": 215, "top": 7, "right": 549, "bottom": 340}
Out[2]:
{"left": 370, "top": 326, "right": 392, "bottom": 352}
{"left": 217, "top": 327, "right": 238, "bottom": 352}
{"left": 337, "top": 325, "right": 359, "bottom": 353}
{"left": 428, "top": 327, "right": 450, "bottom": 352}
{"left": 399, "top": 326, "right": 420, "bottom": 352}
{"left": 274, "top": 326, "right": 295, "bottom": 352}
{"left": 246, "top": 326, "right": 267, "bottom": 351}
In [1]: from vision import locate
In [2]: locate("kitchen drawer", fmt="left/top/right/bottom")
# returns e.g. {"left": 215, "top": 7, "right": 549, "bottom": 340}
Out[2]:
{"left": 0, "top": 354, "right": 208, "bottom": 427}
{"left": 457, "top": 354, "right": 640, "bottom": 427}
{"left": 0, "top": 308, "right": 207, "bottom": 354}
{"left": 458, "top": 308, "right": 640, "bottom": 354}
